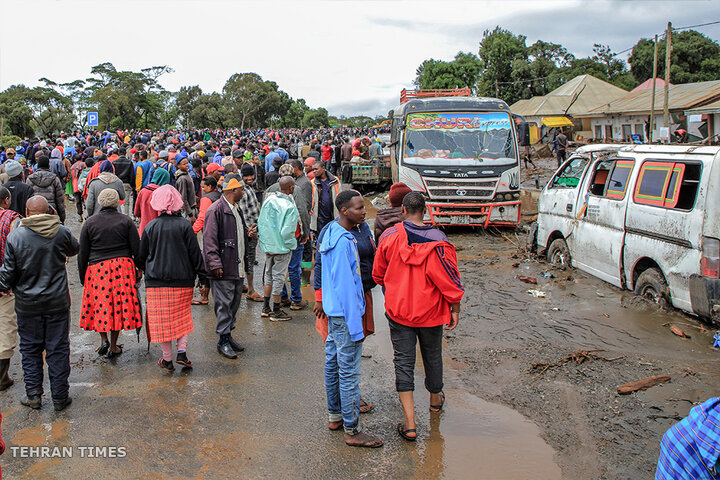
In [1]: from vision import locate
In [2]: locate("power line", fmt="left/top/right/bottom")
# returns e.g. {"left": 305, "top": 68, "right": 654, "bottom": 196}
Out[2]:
{"left": 672, "top": 20, "right": 720, "bottom": 31}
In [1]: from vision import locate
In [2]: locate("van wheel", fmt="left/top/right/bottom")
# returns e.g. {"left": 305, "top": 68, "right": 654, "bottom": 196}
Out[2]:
{"left": 547, "top": 238, "right": 571, "bottom": 266}
{"left": 634, "top": 268, "right": 670, "bottom": 309}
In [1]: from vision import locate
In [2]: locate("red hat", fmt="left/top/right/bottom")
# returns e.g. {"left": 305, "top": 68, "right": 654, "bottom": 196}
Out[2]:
{"left": 388, "top": 182, "right": 412, "bottom": 208}
{"left": 206, "top": 163, "right": 223, "bottom": 173}
{"left": 304, "top": 158, "right": 315, "bottom": 167}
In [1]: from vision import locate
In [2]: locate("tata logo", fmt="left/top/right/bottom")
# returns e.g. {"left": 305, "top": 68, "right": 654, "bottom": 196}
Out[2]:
{"left": 456, "top": 189, "right": 468, "bottom": 196}
{"left": 453, "top": 172, "right": 469, "bottom": 178}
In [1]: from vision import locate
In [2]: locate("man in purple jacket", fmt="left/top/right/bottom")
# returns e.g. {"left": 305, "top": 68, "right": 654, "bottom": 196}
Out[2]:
{"left": 202, "top": 174, "right": 253, "bottom": 359}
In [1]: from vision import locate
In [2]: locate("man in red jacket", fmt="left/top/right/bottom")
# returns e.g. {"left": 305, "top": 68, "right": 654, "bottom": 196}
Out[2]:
{"left": 372, "top": 192, "right": 463, "bottom": 442}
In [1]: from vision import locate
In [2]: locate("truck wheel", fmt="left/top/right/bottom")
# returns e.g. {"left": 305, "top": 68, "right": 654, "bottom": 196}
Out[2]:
{"left": 546, "top": 238, "right": 571, "bottom": 266}
{"left": 634, "top": 267, "right": 670, "bottom": 309}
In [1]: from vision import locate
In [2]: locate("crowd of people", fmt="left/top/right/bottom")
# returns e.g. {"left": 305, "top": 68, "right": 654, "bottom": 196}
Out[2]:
{"left": 0, "top": 125, "right": 466, "bottom": 448}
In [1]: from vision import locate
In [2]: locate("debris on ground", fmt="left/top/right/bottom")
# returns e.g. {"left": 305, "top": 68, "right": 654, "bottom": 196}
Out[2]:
{"left": 617, "top": 375, "right": 672, "bottom": 395}
{"left": 668, "top": 325, "right": 690, "bottom": 339}
{"left": 528, "top": 349, "right": 624, "bottom": 379}
{"left": 518, "top": 276, "right": 538, "bottom": 284}
{"left": 540, "top": 271, "right": 555, "bottom": 279}
{"left": 528, "top": 289, "right": 546, "bottom": 298}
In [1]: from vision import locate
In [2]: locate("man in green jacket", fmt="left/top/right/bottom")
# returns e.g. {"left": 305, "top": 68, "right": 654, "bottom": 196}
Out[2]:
{"left": 257, "top": 176, "right": 299, "bottom": 322}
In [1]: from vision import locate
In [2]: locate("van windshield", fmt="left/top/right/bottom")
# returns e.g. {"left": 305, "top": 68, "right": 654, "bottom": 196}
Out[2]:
{"left": 403, "top": 112, "right": 517, "bottom": 166}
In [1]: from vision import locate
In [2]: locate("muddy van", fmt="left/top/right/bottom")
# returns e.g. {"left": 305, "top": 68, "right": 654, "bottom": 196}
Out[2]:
{"left": 535, "top": 143, "right": 720, "bottom": 323}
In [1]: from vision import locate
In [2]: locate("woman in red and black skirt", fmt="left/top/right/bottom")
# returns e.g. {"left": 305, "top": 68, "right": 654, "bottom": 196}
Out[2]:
{"left": 78, "top": 188, "right": 142, "bottom": 358}
{"left": 135, "top": 184, "right": 206, "bottom": 371}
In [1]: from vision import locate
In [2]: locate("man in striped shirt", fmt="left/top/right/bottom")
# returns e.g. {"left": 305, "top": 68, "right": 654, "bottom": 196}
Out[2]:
{"left": 656, "top": 396, "right": 720, "bottom": 479}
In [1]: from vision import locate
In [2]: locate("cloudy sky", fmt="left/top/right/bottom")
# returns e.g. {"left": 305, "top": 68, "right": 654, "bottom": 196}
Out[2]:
{"left": 0, "top": 0, "right": 718, "bottom": 118}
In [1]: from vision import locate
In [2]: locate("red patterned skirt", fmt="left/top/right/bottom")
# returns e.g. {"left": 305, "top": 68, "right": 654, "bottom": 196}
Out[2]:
{"left": 80, "top": 257, "right": 142, "bottom": 333}
{"left": 146, "top": 287, "right": 194, "bottom": 343}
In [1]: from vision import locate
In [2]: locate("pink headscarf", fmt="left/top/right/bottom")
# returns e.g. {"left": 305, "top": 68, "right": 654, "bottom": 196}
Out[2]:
{"left": 150, "top": 184, "right": 184, "bottom": 214}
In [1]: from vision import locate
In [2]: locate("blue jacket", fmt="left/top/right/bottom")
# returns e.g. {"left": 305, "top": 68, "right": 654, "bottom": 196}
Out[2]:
{"left": 314, "top": 220, "right": 376, "bottom": 292}
{"left": 318, "top": 221, "right": 365, "bottom": 341}
{"left": 265, "top": 152, "right": 279, "bottom": 172}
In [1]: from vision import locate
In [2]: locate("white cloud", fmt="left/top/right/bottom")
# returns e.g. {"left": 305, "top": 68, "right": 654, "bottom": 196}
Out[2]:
{"left": 0, "top": 0, "right": 717, "bottom": 117}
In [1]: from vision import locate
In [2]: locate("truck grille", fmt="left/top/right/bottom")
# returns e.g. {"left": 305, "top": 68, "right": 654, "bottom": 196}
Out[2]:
{"left": 423, "top": 176, "right": 498, "bottom": 200}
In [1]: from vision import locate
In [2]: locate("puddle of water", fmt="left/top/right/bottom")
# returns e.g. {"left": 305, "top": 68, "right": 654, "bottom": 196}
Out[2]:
{"left": 367, "top": 289, "right": 562, "bottom": 480}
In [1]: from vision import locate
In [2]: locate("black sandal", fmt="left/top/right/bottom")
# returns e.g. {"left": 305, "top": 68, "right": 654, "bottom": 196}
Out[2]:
{"left": 430, "top": 391, "right": 445, "bottom": 413}
{"left": 106, "top": 345, "right": 123, "bottom": 358}
{"left": 397, "top": 423, "right": 417, "bottom": 442}
{"left": 96, "top": 341, "right": 110, "bottom": 356}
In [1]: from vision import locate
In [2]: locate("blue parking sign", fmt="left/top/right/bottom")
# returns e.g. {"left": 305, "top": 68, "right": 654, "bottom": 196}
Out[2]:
{"left": 88, "top": 112, "right": 99, "bottom": 127}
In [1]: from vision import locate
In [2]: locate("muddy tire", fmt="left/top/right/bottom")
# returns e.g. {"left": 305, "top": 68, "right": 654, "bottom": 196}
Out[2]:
{"left": 634, "top": 267, "right": 670, "bottom": 309}
{"left": 546, "top": 238, "right": 571, "bottom": 266}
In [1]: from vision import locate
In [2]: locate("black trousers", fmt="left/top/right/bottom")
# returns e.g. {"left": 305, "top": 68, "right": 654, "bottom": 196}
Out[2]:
{"left": 388, "top": 317, "right": 444, "bottom": 393}
{"left": 17, "top": 311, "right": 71, "bottom": 401}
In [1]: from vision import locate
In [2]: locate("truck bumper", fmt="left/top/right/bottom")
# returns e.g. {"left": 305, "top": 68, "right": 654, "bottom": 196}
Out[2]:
{"left": 426, "top": 201, "right": 521, "bottom": 227}
{"left": 689, "top": 274, "right": 720, "bottom": 322}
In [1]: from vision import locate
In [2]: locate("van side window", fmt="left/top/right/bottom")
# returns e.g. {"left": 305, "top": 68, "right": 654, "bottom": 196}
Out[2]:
{"left": 551, "top": 157, "right": 589, "bottom": 189}
{"left": 633, "top": 161, "right": 701, "bottom": 210}
{"left": 586, "top": 159, "right": 634, "bottom": 199}
{"left": 606, "top": 160, "right": 635, "bottom": 199}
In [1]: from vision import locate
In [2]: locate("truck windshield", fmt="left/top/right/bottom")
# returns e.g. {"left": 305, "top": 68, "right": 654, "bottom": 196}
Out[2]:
{"left": 403, "top": 112, "right": 516, "bottom": 166}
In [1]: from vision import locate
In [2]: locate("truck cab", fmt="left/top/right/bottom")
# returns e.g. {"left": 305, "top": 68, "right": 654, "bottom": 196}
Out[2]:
{"left": 389, "top": 89, "right": 521, "bottom": 227}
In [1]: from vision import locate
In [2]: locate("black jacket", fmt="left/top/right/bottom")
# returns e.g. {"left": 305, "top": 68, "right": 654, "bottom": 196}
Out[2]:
{"left": 78, "top": 208, "right": 140, "bottom": 284}
{"left": 112, "top": 156, "right": 136, "bottom": 185}
{"left": 0, "top": 218, "right": 79, "bottom": 315}
{"left": 3, "top": 178, "right": 34, "bottom": 216}
{"left": 136, "top": 214, "right": 206, "bottom": 288}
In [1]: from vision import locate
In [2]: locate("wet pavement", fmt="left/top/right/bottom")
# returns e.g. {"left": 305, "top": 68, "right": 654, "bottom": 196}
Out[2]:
{"left": 3, "top": 199, "right": 718, "bottom": 478}
{"left": 0, "top": 210, "right": 562, "bottom": 479}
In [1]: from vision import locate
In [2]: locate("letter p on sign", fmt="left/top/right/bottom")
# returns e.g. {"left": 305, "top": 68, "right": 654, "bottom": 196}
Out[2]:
{"left": 88, "top": 112, "right": 99, "bottom": 127}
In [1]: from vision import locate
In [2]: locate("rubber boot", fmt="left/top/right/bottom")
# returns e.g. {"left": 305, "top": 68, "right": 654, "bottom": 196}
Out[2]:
{"left": 0, "top": 358, "right": 14, "bottom": 391}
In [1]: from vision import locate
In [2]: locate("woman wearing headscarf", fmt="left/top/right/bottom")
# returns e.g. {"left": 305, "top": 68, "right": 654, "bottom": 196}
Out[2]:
{"left": 78, "top": 189, "right": 142, "bottom": 358}
{"left": 85, "top": 160, "right": 125, "bottom": 217}
{"left": 134, "top": 168, "right": 171, "bottom": 236}
{"left": 136, "top": 185, "right": 206, "bottom": 371}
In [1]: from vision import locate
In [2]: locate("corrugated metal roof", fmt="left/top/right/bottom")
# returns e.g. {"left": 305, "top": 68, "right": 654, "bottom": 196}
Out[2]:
{"left": 586, "top": 80, "right": 720, "bottom": 116}
{"left": 631, "top": 78, "right": 669, "bottom": 92}
{"left": 685, "top": 98, "right": 720, "bottom": 115}
{"left": 510, "top": 74, "right": 628, "bottom": 117}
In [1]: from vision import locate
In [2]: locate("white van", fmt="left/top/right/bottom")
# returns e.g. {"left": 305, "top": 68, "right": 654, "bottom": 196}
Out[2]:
{"left": 535, "top": 144, "right": 720, "bottom": 322}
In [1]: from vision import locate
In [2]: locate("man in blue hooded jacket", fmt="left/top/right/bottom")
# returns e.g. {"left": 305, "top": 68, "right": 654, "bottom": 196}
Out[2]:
{"left": 316, "top": 189, "right": 383, "bottom": 448}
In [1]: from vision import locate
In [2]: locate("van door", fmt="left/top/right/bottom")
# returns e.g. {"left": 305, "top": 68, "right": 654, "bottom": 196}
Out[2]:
{"left": 571, "top": 158, "right": 635, "bottom": 287}
{"left": 537, "top": 155, "right": 591, "bottom": 250}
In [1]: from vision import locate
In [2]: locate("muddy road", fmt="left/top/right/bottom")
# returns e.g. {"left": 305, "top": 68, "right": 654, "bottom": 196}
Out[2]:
{"left": 450, "top": 230, "right": 720, "bottom": 479}
{"left": 1, "top": 206, "right": 718, "bottom": 479}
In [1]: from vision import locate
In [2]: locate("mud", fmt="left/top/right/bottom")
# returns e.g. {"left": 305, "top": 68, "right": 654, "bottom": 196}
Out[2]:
{"left": 447, "top": 230, "right": 720, "bottom": 479}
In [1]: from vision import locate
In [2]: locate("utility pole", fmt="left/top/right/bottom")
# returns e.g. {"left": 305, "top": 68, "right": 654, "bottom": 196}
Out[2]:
{"left": 495, "top": 79, "right": 500, "bottom": 98}
{"left": 649, "top": 34, "right": 659, "bottom": 143}
{"left": 663, "top": 22, "right": 673, "bottom": 142}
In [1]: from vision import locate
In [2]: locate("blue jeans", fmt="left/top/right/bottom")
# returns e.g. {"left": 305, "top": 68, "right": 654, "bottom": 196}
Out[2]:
{"left": 287, "top": 242, "right": 304, "bottom": 303}
{"left": 325, "top": 316, "right": 362, "bottom": 433}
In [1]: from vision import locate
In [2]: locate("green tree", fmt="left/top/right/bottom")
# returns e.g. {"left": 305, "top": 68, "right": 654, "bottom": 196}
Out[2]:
{"left": 222, "top": 73, "right": 292, "bottom": 129}
{"left": 302, "top": 108, "right": 329, "bottom": 128}
{"left": 629, "top": 30, "right": 720, "bottom": 84}
{"left": 282, "top": 98, "right": 310, "bottom": 127}
{"left": 477, "top": 27, "right": 528, "bottom": 103}
{"left": 510, "top": 40, "right": 574, "bottom": 98}
{"left": 414, "top": 52, "right": 483, "bottom": 93}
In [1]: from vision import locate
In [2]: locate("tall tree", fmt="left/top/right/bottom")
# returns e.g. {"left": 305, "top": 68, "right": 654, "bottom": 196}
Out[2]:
{"left": 629, "top": 30, "right": 720, "bottom": 84}
{"left": 222, "top": 73, "right": 291, "bottom": 129}
{"left": 414, "top": 52, "right": 483, "bottom": 93}
{"left": 477, "top": 27, "right": 528, "bottom": 103}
